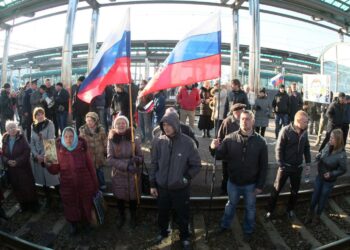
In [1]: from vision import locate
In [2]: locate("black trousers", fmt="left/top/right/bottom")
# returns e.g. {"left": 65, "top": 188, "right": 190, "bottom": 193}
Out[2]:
{"left": 116, "top": 199, "right": 137, "bottom": 215}
{"left": 158, "top": 187, "right": 190, "bottom": 240}
{"left": 75, "top": 115, "right": 86, "bottom": 135}
{"left": 268, "top": 167, "right": 302, "bottom": 213}
{"left": 342, "top": 123, "right": 349, "bottom": 145}
{"left": 255, "top": 127, "right": 266, "bottom": 137}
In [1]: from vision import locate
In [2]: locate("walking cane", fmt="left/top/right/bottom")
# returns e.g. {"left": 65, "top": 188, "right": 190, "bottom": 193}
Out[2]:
{"left": 205, "top": 79, "right": 222, "bottom": 241}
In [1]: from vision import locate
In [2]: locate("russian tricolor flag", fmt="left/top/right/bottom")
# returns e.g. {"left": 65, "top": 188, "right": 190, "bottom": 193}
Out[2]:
{"left": 78, "top": 9, "right": 131, "bottom": 103}
{"left": 271, "top": 73, "right": 284, "bottom": 88}
{"left": 140, "top": 13, "right": 221, "bottom": 97}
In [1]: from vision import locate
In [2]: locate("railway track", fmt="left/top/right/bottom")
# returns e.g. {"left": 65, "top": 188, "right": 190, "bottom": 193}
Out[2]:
{"left": 1, "top": 184, "right": 350, "bottom": 249}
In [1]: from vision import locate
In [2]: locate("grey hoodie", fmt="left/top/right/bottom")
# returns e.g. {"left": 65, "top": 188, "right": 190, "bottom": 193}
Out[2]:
{"left": 150, "top": 112, "right": 201, "bottom": 190}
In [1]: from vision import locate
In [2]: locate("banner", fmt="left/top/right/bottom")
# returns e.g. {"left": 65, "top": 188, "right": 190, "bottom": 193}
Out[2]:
{"left": 303, "top": 74, "right": 331, "bottom": 104}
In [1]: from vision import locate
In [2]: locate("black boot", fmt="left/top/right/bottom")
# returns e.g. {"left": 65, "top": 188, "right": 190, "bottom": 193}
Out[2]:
{"left": 0, "top": 206, "right": 8, "bottom": 220}
{"left": 206, "top": 130, "right": 211, "bottom": 138}
{"left": 202, "top": 130, "right": 206, "bottom": 138}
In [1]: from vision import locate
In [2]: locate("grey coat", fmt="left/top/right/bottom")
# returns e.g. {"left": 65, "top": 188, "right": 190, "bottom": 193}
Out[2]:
{"left": 150, "top": 112, "right": 201, "bottom": 190}
{"left": 253, "top": 97, "right": 271, "bottom": 127}
{"left": 30, "top": 120, "right": 60, "bottom": 186}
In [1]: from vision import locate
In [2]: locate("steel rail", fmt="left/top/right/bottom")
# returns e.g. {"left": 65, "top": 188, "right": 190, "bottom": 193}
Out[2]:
{"left": 0, "top": 230, "right": 53, "bottom": 250}
{"left": 1, "top": 183, "right": 350, "bottom": 249}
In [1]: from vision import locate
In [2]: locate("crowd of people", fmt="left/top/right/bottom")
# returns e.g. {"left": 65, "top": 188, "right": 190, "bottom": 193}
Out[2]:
{"left": 0, "top": 77, "right": 348, "bottom": 250}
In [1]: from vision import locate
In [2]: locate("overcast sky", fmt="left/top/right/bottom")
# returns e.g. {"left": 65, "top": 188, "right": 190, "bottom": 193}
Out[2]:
{"left": 0, "top": 3, "right": 348, "bottom": 58}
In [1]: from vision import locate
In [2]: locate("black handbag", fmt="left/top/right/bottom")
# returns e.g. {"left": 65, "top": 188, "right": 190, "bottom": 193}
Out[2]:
{"left": 141, "top": 162, "right": 150, "bottom": 195}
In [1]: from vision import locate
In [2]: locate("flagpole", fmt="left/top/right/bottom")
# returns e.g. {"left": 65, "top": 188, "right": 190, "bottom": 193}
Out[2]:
{"left": 205, "top": 78, "right": 221, "bottom": 242}
{"left": 128, "top": 83, "right": 140, "bottom": 205}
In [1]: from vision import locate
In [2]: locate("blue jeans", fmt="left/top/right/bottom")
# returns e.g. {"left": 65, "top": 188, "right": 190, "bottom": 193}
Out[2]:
{"left": 56, "top": 111, "right": 68, "bottom": 134}
{"left": 138, "top": 111, "right": 153, "bottom": 142}
{"left": 221, "top": 181, "right": 256, "bottom": 234}
{"left": 275, "top": 113, "right": 289, "bottom": 138}
{"left": 310, "top": 175, "right": 334, "bottom": 215}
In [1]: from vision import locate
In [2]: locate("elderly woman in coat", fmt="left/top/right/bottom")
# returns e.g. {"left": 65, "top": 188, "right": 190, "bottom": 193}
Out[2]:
{"left": 305, "top": 129, "right": 347, "bottom": 224}
{"left": 2, "top": 120, "right": 38, "bottom": 212}
{"left": 253, "top": 88, "right": 271, "bottom": 137}
{"left": 107, "top": 115, "right": 143, "bottom": 229}
{"left": 31, "top": 107, "right": 60, "bottom": 207}
{"left": 79, "top": 112, "right": 107, "bottom": 190}
{"left": 45, "top": 127, "right": 99, "bottom": 235}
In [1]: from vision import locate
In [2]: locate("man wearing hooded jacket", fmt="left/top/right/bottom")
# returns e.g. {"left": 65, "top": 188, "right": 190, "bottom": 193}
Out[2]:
{"left": 150, "top": 112, "right": 201, "bottom": 250}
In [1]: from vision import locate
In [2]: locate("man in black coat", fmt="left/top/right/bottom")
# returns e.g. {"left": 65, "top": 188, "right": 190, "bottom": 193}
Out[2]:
{"left": 319, "top": 92, "right": 346, "bottom": 151}
{"left": 216, "top": 103, "right": 245, "bottom": 195}
{"left": 289, "top": 83, "right": 303, "bottom": 122}
{"left": 272, "top": 84, "right": 290, "bottom": 139}
{"left": 54, "top": 82, "right": 69, "bottom": 134}
{"left": 223, "top": 79, "right": 249, "bottom": 118}
{"left": 210, "top": 110, "right": 268, "bottom": 241}
{"left": 72, "top": 76, "right": 90, "bottom": 133}
{"left": 265, "top": 110, "right": 311, "bottom": 220}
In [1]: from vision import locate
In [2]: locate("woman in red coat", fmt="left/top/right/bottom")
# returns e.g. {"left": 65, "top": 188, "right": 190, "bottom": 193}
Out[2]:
{"left": 46, "top": 127, "right": 98, "bottom": 235}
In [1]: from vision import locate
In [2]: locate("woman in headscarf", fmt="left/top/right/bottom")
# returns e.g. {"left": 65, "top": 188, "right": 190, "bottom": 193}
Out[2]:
{"left": 31, "top": 107, "right": 59, "bottom": 208}
{"left": 107, "top": 115, "right": 143, "bottom": 229}
{"left": 2, "top": 120, "right": 38, "bottom": 212}
{"left": 45, "top": 127, "right": 99, "bottom": 235}
{"left": 79, "top": 112, "right": 107, "bottom": 190}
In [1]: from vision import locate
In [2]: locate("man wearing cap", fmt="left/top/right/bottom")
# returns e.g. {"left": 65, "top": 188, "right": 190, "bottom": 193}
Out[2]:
{"left": 72, "top": 76, "right": 90, "bottom": 134}
{"left": 0, "top": 83, "right": 15, "bottom": 133}
{"left": 216, "top": 103, "right": 245, "bottom": 195}
{"left": 223, "top": 79, "right": 249, "bottom": 118}
{"left": 210, "top": 110, "right": 268, "bottom": 241}
{"left": 319, "top": 92, "right": 346, "bottom": 151}
{"left": 272, "top": 84, "right": 290, "bottom": 139}
{"left": 150, "top": 111, "right": 201, "bottom": 250}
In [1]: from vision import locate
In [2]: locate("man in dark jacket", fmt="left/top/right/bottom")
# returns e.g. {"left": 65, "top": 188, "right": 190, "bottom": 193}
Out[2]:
{"left": 265, "top": 110, "right": 311, "bottom": 220}
{"left": 272, "top": 84, "right": 290, "bottom": 139}
{"left": 150, "top": 111, "right": 201, "bottom": 250}
{"left": 342, "top": 95, "right": 350, "bottom": 145}
{"left": 319, "top": 92, "right": 346, "bottom": 151}
{"left": 223, "top": 79, "right": 249, "bottom": 118}
{"left": 289, "top": 83, "right": 303, "bottom": 122}
{"left": 72, "top": 76, "right": 90, "bottom": 133}
{"left": 210, "top": 110, "right": 268, "bottom": 241}
{"left": 0, "top": 83, "right": 14, "bottom": 134}
{"left": 216, "top": 103, "right": 246, "bottom": 195}
{"left": 54, "top": 82, "right": 69, "bottom": 134}
{"left": 44, "top": 78, "right": 58, "bottom": 136}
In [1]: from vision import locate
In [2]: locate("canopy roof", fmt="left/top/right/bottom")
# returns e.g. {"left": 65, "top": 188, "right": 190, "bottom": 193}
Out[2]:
{"left": 0, "top": 0, "right": 349, "bottom": 30}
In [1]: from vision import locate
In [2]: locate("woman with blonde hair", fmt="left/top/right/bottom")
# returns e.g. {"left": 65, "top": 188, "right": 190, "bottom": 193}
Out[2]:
{"left": 107, "top": 115, "right": 143, "bottom": 229}
{"left": 30, "top": 107, "right": 59, "bottom": 208}
{"left": 305, "top": 129, "right": 347, "bottom": 224}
